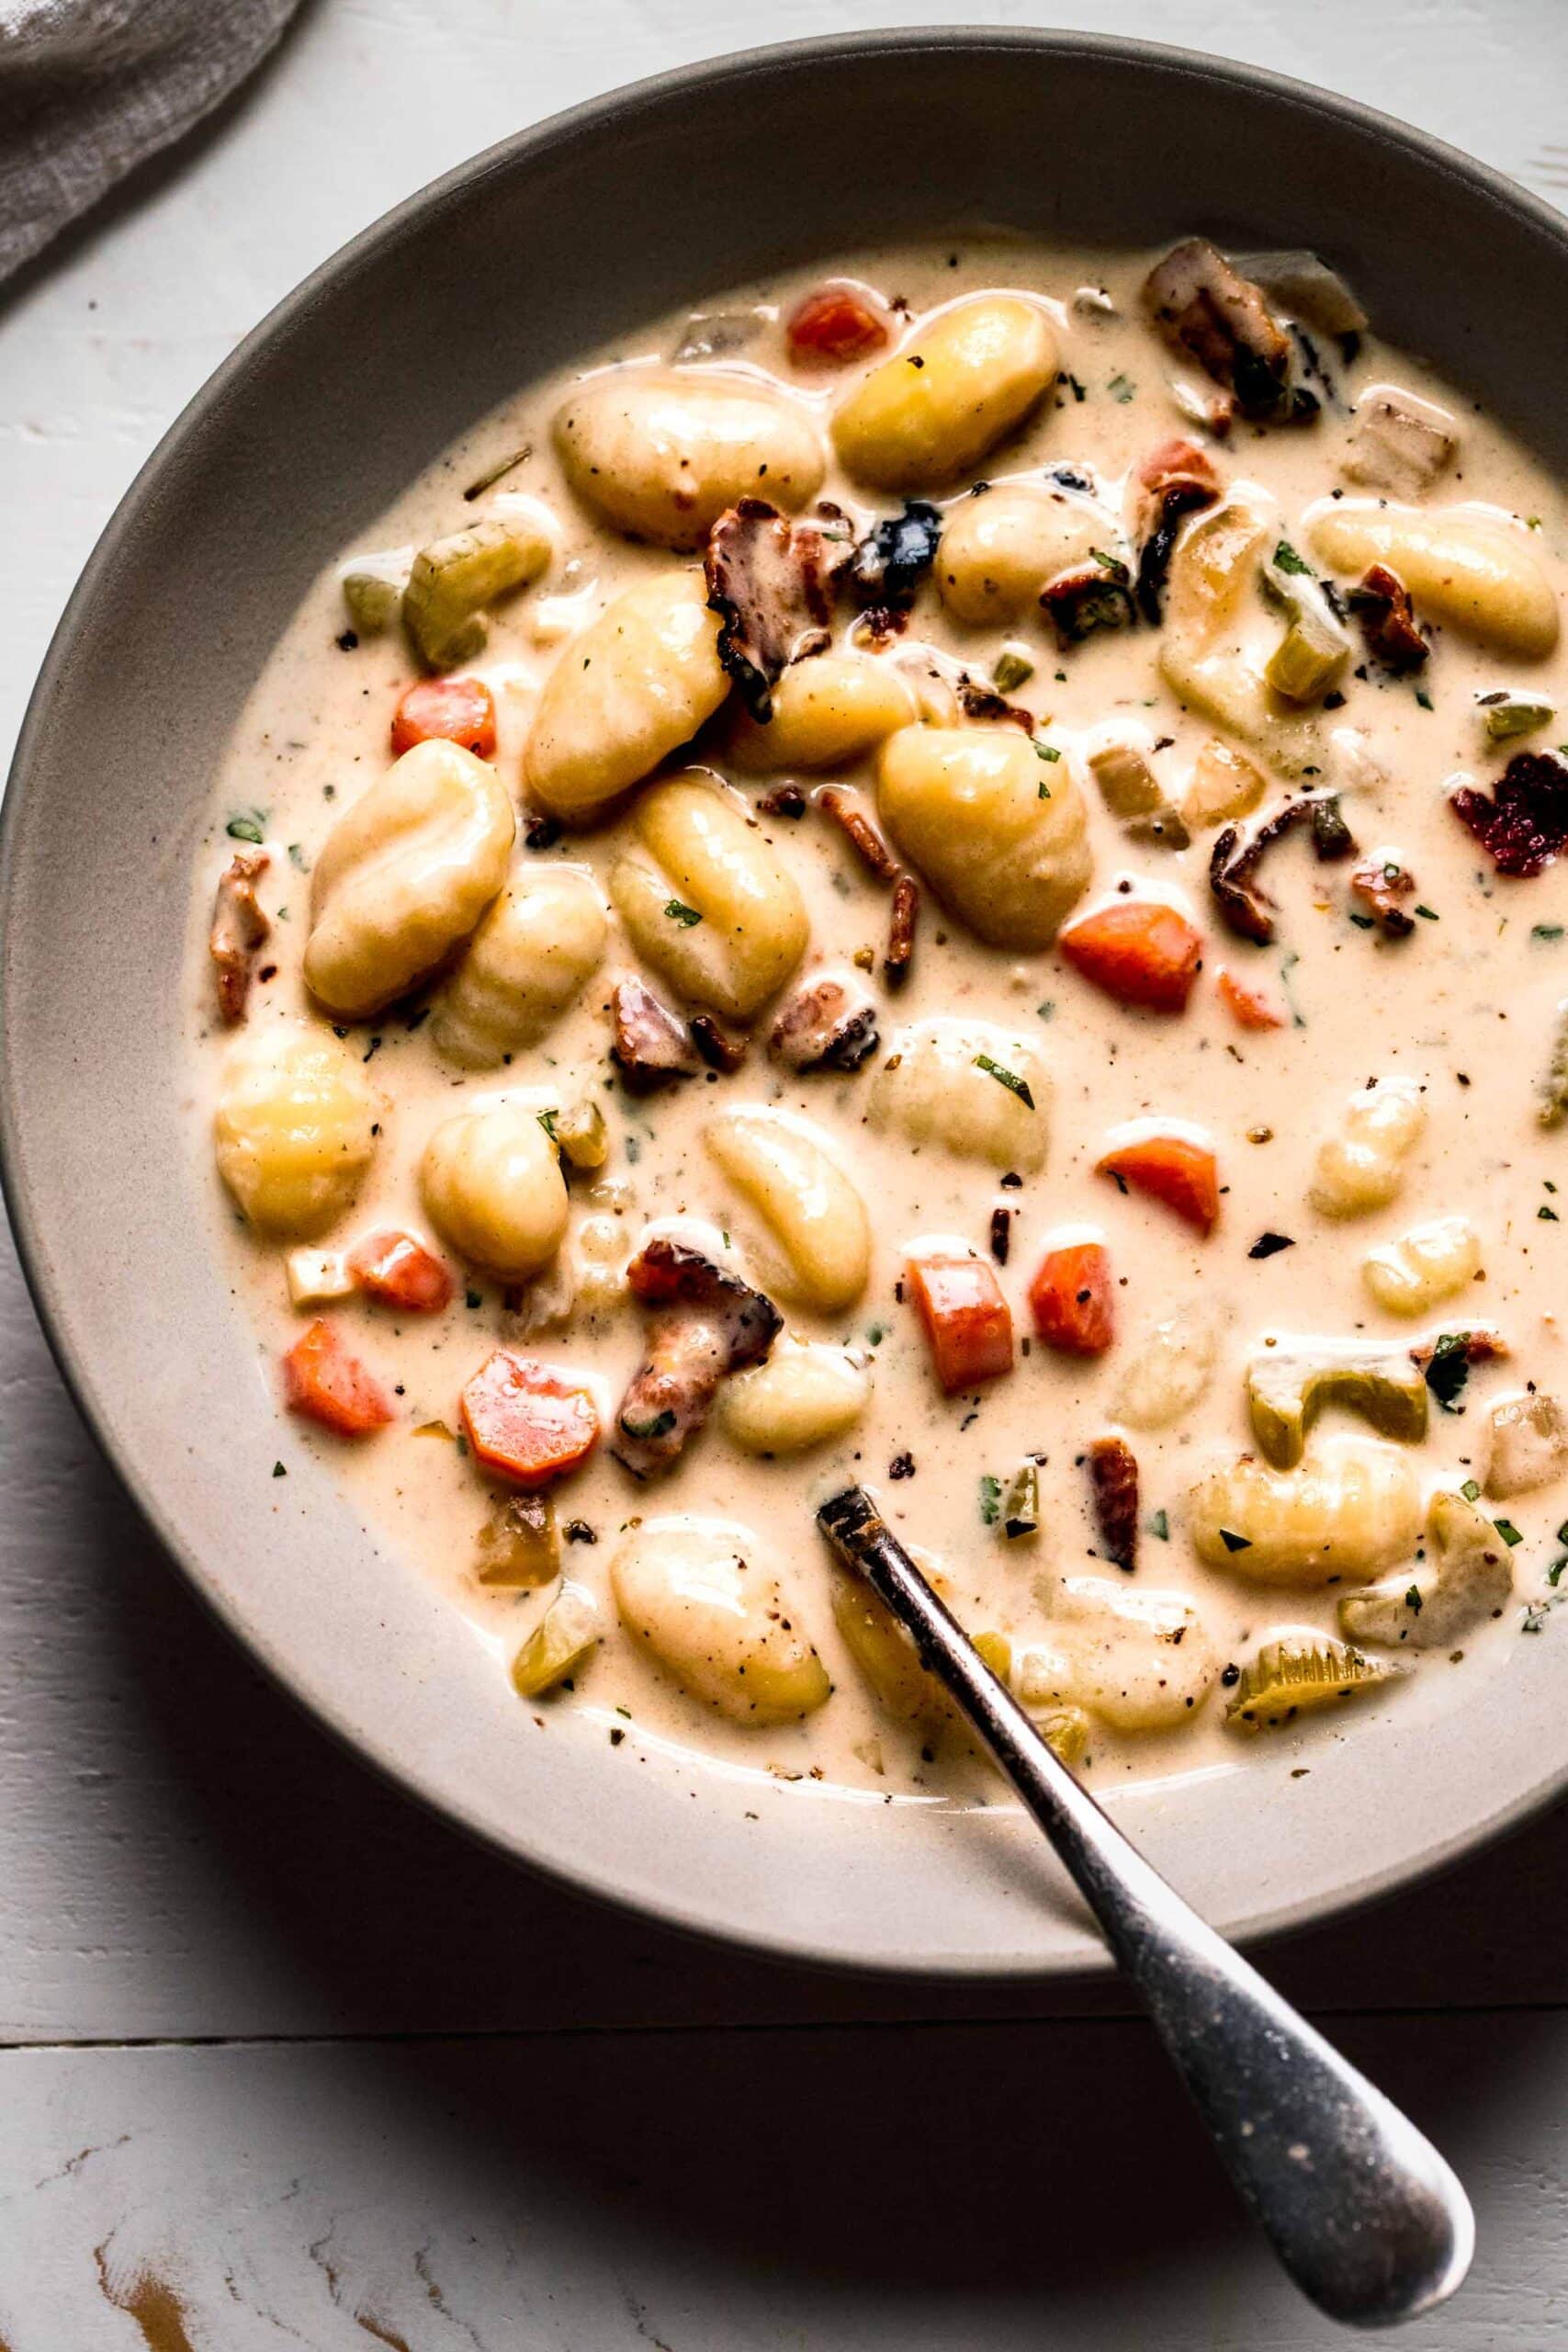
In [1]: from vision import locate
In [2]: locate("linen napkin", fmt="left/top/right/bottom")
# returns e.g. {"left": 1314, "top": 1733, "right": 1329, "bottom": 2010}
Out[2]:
{"left": 0, "top": 0, "right": 301, "bottom": 281}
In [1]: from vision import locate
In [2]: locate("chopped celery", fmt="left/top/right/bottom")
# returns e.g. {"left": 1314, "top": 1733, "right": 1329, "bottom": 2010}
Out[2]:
{"left": 511, "top": 1580, "right": 600, "bottom": 1696}
{"left": 285, "top": 1247, "right": 354, "bottom": 1306}
{"left": 992, "top": 647, "right": 1035, "bottom": 693}
{"left": 1087, "top": 734, "right": 1190, "bottom": 848}
{"left": 998, "top": 1461, "right": 1041, "bottom": 1541}
{"left": 1540, "top": 1002, "right": 1568, "bottom": 1130}
{"left": 553, "top": 1098, "right": 608, "bottom": 1171}
{"left": 1261, "top": 548, "right": 1351, "bottom": 705}
{"left": 1039, "top": 1706, "right": 1090, "bottom": 1767}
{"left": 1247, "top": 1340, "right": 1428, "bottom": 1468}
{"left": 1478, "top": 690, "right": 1555, "bottom": 743}
{"left": 1224, "top": 1637, "right": 1404, "bottom": 1730}
{"left": 340, "top": 547, "right": 412, "bottom": 634}
{"left": 476, "top": 1489, "right": 560, "bottom": 1588}
{"left": 972, "top": 1630, "right": 1013, "bottom": 1679}
{"left": 402, "top": 496, "right": 554, "bottom": 670}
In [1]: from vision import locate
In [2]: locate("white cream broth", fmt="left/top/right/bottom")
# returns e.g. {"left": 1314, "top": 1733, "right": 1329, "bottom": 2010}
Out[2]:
{"left": 188, "top": 238, "right": 1568, "bottom": 1810}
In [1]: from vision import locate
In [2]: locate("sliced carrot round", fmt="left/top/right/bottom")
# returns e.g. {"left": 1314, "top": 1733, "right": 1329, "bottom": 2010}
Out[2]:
{"left": 347, "top": 1228, "right": 454, "bottom": 1314}
{"left": 786, "top": 279, "right": 891, "bottom": 367}
{"left": 1060, "top": 900, "right": 1203, "bottom": 1012}
{"left": 282, "top": 1320, "right": 394, "bottom": 1437}
{"left": 390, "top": 674, "right": 497, "bottom": 759}
{"left": 460, "top": 1350, "right": 601, "bottom": 1487}
{"left": 1098, "top": 1135, "right": 1220, "bottom": 1235}
{"left": 1028, "top": 1242, "right": 1115, "bottom": 1354}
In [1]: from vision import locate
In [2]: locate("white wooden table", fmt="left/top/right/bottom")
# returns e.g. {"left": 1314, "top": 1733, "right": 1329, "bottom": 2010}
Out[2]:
{"left": 4, "top": 4, "right": 1568, "bottom": 2341}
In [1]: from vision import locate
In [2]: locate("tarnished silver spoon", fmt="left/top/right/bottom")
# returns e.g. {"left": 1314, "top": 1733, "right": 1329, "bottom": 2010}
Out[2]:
{"left": 818, "top": 1485, "right": 1473, "bottom": 2331}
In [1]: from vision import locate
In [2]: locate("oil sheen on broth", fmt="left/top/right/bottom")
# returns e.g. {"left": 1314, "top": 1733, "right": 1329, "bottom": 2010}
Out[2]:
{"left": 190, "top": 236, "right": 1568, "bottom": 1811}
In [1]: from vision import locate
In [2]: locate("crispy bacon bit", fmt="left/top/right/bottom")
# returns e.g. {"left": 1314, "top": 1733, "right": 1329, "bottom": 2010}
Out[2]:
{"left": 770, "top": 976, "right": 880, "bottom": 1072}
{"left": 1040, "top": 558, "right": 1135, "bottom": 649}
{"left": 209, "top": 850, "right": 271, "bottom": 1023}
{"left": 1450, "top": 752, "right": 1568, "bottom": 877}
{"left": 610, "top": 977, "right": 700, "bottom": 1091}
{"left": 757, "top": 784, "right": 807, "bottom": 820}
{"left": 818, "top": 786, "right": 899, "bottom": 883}
{"left": 957, "top": 676, "right": 1035, "bottom": 729}
{"left": 689, "top": 1012, "right": 748, "bottom": 1073}
{"left": 1089, "top": 1435, "right": 1139, "bottom": 1573}
{"left": 886, "top": 874, "right": 919, "bottom": 988}
{"left": 1348, "top": 564, "right": 1429, "bottom": 673}
{"left": 523, "top": 808, "right": 562, "bottom": 851}
{"left": 848, "top": 501, "right": 942, "bottom": 611}
{"left": 704, "top": 499, "right": 847, "bottom": 721}
{"left": 1350, "top": 859, "right": 1417, "bottom": 937}
{"left": 613, "top": 1237, "right": 782, "bottom": 1477}
{"left": 1133, "top": 437, "right": 1223, "bottom": 624}
{"left": 786, "top": 279, "right": 891, "bottom": 367}
{"left": 1144, "top": 239, "right": 1296, "bottom": 420}
{"left": 1210, "top": 796, "right": 1362, "bottom": 943}
{"left": 989, "top": 1205, "right": 1011, "bottom": 1264}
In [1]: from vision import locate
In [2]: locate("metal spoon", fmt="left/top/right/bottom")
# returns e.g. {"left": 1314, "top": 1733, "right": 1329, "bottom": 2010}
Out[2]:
{"left": 818, "top": 1485, "right": 1473, "bottom": 2330}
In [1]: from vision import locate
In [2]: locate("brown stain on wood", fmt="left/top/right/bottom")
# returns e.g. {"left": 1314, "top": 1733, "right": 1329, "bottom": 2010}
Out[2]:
{"left": 93, "top": 2242, "right": 197, "bottom": 2352}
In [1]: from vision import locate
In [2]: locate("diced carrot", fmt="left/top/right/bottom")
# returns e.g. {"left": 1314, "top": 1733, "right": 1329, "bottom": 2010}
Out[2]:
{"left": 1059, "top": 900, "right": 1204, "bottom": 1012}
{"left": 785, "top": 279, "right": 891, "bottom": 367}
{"left": 282, "top": 1320, "right": 394, "bottom": 1437}
{"left": 460, "top": 1351, "right": 601, "bottom": 1487}
{"left": 1216, "top": 968, "right": 1286, "bottom": 1031}
{"left": 905, "top": 1250, "right": 1014, "bottom": 1394}
{"left": 1098, "top": 1134, "right": 1220, "bottom": 1235}
{"left": 1028, "top": 1242, "right": 1115, "bottom": 1355}
{"left": 347, "top": 1229, "right": 454, "bottom": 1314}
{"left": 390, "top": 674, "right": 497, "bottom": 759}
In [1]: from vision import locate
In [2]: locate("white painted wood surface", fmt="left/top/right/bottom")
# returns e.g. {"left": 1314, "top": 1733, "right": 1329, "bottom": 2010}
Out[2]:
{"left": 3, "top": 0, "right": 1568, "bottom": 2340}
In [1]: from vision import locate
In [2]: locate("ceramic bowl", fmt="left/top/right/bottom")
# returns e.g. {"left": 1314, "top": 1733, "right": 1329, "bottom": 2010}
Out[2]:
{"left": 6, "top": 29, "right": 1567, "bottom": 1974}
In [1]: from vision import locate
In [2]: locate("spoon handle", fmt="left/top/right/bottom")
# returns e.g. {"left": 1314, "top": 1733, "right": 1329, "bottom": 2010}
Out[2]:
{"left": 818, "top": 1487, "right": 1473, "bottom": 2329}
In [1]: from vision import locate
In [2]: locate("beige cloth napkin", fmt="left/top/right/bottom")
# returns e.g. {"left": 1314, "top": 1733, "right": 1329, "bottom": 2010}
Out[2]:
{"left": 0, "top": 0, "right": 300, "bottom": 279}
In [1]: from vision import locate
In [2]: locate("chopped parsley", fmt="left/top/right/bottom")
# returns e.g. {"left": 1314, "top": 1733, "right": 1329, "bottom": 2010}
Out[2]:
{"left": 1404, "top": 1585, "right": 1424, "bottom": 1614}
{"left": 465, "top": 1288, "right": 482, "bottom": 1309}
{"left": 1415, "top": 688, "right": 1434, "bottom": 711}
{"left": 974, "top": 1055, "right": 1034, "bottom": 1109}
{"left": 1148, "top": 1509, "right": 1170, "bottom": 1542}
{"left": 1495, "top": 1518, "right": 1524, "bottom": 1547}
{"left": 537, "top": 1109, "right": 558, "bottom": 1141}
{"left": 1424, "top": 1333, "right": 1474, "bottom": 1412}
{"left": 1272, "top": 540, "right": 1312, "bottom": 577}
{"left": 1247, "top": 1232, "right": 1295, "bottom": 1260}
{"left": 225, "top": 810, "right": 266, "bottom": 843}
{"left": 272, "top": 1461, "right": 287, "bottom": 1478}
{"left": 1107, "top": 373, "right": 1136, "bottom": 403}
{"left": 978, "top": 1475, "right": 1002, "bottom": 1526}
{"left": 1415, "top": 904, "right": 1439, "bottom": 922}
{"left": 287, "top": 842, "right": 309, "bottom": 871}
{"left": 1533, "top": 924, "right": 1565, "bottom": 943}
{"left": 1219, "top": 1528, "right": 1252, "bottom": 1554}
{"left": 664, "top": 899, "right": 703, "bottom": 927}
{"left": 1036, "top": 1000, "right": 1055, "bottom": 1022}
{"left": 993, "top": 650, "right": 1034, "bottom": 692}
{"left": 1461, "top": 1478, "right": 1482, "bottom": 1502}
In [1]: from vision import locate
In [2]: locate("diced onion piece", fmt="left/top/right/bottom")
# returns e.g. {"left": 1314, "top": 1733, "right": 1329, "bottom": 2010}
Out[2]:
{"left": 511, "top": 1581, "right": 600, "bottom": 1697}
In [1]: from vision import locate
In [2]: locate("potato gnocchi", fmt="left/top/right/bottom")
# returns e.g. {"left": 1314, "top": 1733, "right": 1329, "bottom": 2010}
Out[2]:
{"left": 196, "top": 231, "right": 1568, "bottom": 1804}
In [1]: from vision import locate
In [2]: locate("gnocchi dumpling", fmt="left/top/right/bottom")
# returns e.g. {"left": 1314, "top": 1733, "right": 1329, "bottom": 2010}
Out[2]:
{"left": 213, "top": 1024, "right": 378, "bottom": 1238}
{"left": 419, "top": 1101, "right": 568, "bottom": 1280}
{"left": 611, "top": 1516, "right": 830, "bottom": 1724}
{"left": 876, "top": 725, "right": 1091, "bottom": 949}
{"left": 868, "top": 1017, "right": 1049, "bottom": 1174}
{"left": 610, "top": 775, "right": 808, "bottom": 1020}
{"left": 935, "top": 481, "right": 1109, "bottom": 625}
{"left": 1305, "top": 499, "right": 1559, "bottom": 659}
{"left": 718, "top": 1339, "right": 870, "bottom": 1453}
{"left": 1158, "top": 496, "right": 1316, "bottom": 767}
{"left": 303, "top": 741, "right": 514, "bottom": 1020}
{"left": 1482, "top": 1391, "right": 1568, "bottom": 1498}
{"left": 1340, "top": 1489, "right": 1511, "bottom": 1650}
{"left": 1013, "top": 1578, "right": 1218, "bottom": 1733}
{"left": 554, "top": 368, "right": 825, "bottom": 549}
{"left": 1109, "top": 1302, "right": 1220, "bottom": 1430}
{"left": 831, "top": 295, "right": 1058, "bottom": 491}
{"left": 524, "top": 573, "right": 729, "bottom": 821}
{"left": 1361, "top": 1216, "right": 1482, "bottom": 1317}
{"left": 832, "top": 1566, "right": 945, "bottom": 1724}
{"left": 1188, "top": 1438, "right": 1423, "bottom": 1587}
{"left": 1308, "top": 1076, "right": 1426, "bottom": 1219}
{"left": 726, "top": 651, "right": 916, "bottom": 772}
{"left": 704, "top": 1111, "right": 871, "bottom": 1312}
{"left": 431, "top": 867, "right": 607, "bottom": 1069}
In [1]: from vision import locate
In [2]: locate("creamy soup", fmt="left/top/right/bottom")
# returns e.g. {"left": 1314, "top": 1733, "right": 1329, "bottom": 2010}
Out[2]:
{"left": 189, "top": 236, "right": 1568, "bottom": 1808}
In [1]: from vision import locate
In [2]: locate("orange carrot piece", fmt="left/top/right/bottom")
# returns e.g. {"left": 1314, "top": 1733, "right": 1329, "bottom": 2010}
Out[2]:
{"left": 1098, "top": 1134, "right": 1220, "bottom": 1235}
{"left": 905, "top": 1251, "right": 1014, "bottom": 1394}
{"left": 460, "top": 1350, "right": 601, "bottom": 1487}
{"left": 390, "top": 674, "right": 497, "bottom": 759}
{"left": 1216, "top": 968, "right": 1286, "bottom": 1031}
{"left": 347, "top": 1229, "right": 454, "bottom": 1314}
{"left": 1060, "top": 900, "right": 1203, "bottom": 1012}
{"left": 1028, "top": 1242, "right": 1115, "bottom": 1355}
{"left": 282, "top": 1320, "right": 394, "bottom": 1437}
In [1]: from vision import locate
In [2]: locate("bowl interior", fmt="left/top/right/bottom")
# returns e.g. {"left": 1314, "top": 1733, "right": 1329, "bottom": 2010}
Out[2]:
{"left": 6, "top": 28, "right": 1567, "bottom": 1975}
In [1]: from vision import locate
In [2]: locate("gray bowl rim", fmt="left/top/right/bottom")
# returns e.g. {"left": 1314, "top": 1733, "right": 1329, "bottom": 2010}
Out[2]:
{"left": 5, "top": 21, "right": 1568, "bottom": 1981}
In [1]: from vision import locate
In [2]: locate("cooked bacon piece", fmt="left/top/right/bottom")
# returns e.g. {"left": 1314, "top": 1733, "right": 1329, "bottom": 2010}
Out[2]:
{"left": 848, "top": 500, "right": 942, "bottom": 611}
{"left": 1216, "top": 969, "right": 1286, "bottom": 1030}
{"left": 786, "top": 279, "right": 891, "bottom": 367}
{"left": 1144, "top": 239, "right": 1294, "bottom": 419}
{"left": 770, "top": 976, "right": 880, "bottom": 1072}
{"left": 704, "top": 499, "right": 847, "bottom": 721}
{"left": 818, "top": 786, "right": 899, "bottom": 883}
{"left": 757, "top": 784, "right": 807, "bottom": 820}
{"left": 885, "top": 874, "right": 919, "bottom": 989}
{"left": 282, "top": 1320, "right": 393, "bottom": 1437}
{"left": 957, "top": 676, "right": 1034, "bottom": 729}
{"left": 613, "top": 1238, "right": 782, "bottom": 1478}
{"left": 1089, "top": 1434, "right": 1139, "bottom": 1573}
{"left": 1040, "top": 558, "right": 1135, "bottom": 649}
{"left": 460, "top": 1351, "right": 601, "bottom": 1487}
{"left": 1209, "top": 796, "right": 1361, "bottom": 944}
{"left": 1348, "top": 564, "right": 1429, "bottom": 673}
{"left": 1133, "top": 437, "right": 1223, "bottom": 624}
{"left": 610, "top": 977, "right": 700, "bottom": 1091}
{"left": 390, "top": 674, "right": 498, "bottom": 757}
{"left": 1350, "top": 859, "right": 1417, "bottom": 938}
{"left": 1450, "top": 752, "right": 1568, "bottom": 877}
{"left": 689, "top": 1012, "right": 748, "bottom": 1073}
{"left": 209, "top": 850, "right": 270, "bottom": 1023}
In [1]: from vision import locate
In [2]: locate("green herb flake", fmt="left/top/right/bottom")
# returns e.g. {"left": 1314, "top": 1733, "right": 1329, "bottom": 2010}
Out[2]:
{"left": 1533, "top": 924, "right": 1565, "bottom": 943}
{"left": 1495, "top": 1518, "right": 1525, "bottom": 1547}
{"left": 1461, "top": 1478, "right": 1482, "bottom": 1502}
{"left": 1036, "top": 1000, "right": 1055, "bottom": 1022}
{"left": 1219, "top": 1527, "right": 1253, "bottom": 1554}
{"left": 1149, "top": 1508, "right": 1170, "bottom": 1542}
{"left": 978, "top": 1474, "right": 1003, "bottom": 1527}
{"left": 1032, "top": 739, "right": 1061, "bottom": 762}
{"left": 1272, "top": 540, "right": 1312, "bottom": 577}
{"left": 225, "top": 811, "right": 265, "bottom": 844}
{"left": 1424, "top": 1333, "right": 1474, "bottom": 1412}
{"left": 287, "top": 842, "right": 309, "bottom": 871}
{"left": 664, "top": 899, "right": 703, "bottom": 927}
{"left": 974, "top": 1054, "right": 1034, "bottom": 1110}
{"left": 1540, "top": 1204, "right": 1560, "bottom": 1221}
{"left": 1404, "top": 1584, "right": 1424, "bottom": 1614}
{"left": 1549, "top": 1558, "right": 1568, "bottom": 1588}
{"left": 866, "top": 1323, "right": 886, "bottom": 1347}
{"left": 537, "top": 1109, "right": 559, "bottom": 1141}
{"left": 1348, "top": 911, "right": 1375, "bottom": 931}
{"left": 993, "top": 649, "right": 1034, "bottom": 693}
{"left": 272, "top": 1461, "right": 287, "bottom": 1478}
{"left": 465, "top": 1288, "right": 482, "bottom": 1310}
{"left": 1415, "top": 904, "right": 1439, "bottom": 921}
{"left": 1107, "top": 374, "right": 1136, "bottom": 404}
{"left": 1415, "top": 688, "right": 1434, "bottom": 711}
{"left": 625, "top": 1135, "right": 642, "bottom": 1164}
